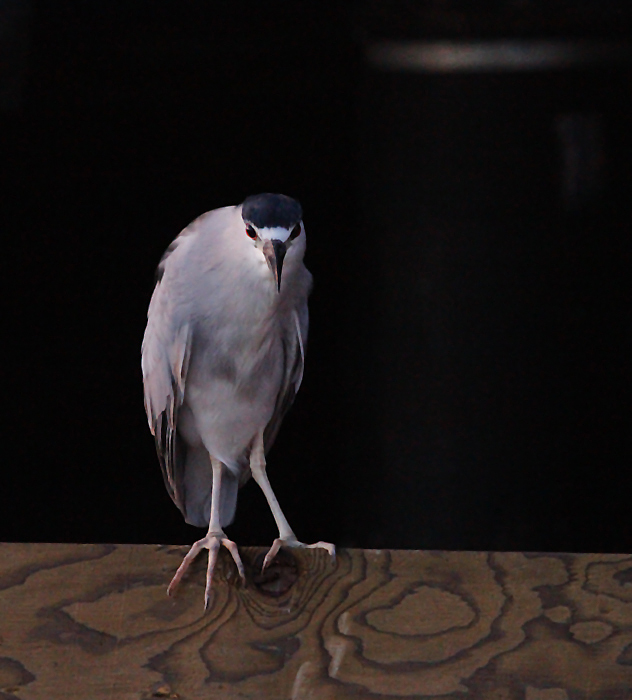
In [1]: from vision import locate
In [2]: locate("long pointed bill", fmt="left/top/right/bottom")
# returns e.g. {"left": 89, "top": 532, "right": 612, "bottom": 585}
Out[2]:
{"left": 262, "top": 239, "right": 287, "bottom": 292}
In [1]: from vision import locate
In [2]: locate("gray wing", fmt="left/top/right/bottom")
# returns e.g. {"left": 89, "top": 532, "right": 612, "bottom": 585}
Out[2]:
{"left": 263, "top": 301, "right": 309, "bottom": 452}
{"left": 141, "top": 234, "right": 193, "bottom": 513}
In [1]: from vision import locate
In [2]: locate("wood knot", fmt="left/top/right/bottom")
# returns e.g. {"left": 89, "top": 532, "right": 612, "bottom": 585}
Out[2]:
{"left": 251, "top": 550, "right": 299, "bottom": 597}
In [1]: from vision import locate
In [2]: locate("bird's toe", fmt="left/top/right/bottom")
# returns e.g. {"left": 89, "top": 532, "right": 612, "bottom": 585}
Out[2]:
{"left": 262, "top": 537, "right": 336, "bottom": 571}
{"left": 168, "top": 532, "right": 244, "bottom": 606}
{"left": 305, "top": 541, "right": 337, "bottom": 562}
{"left": 222, "top": 537, "right": 246, "bottom": 583}
{"left": 262, "top": 538, "right": 284, "bottom": 571}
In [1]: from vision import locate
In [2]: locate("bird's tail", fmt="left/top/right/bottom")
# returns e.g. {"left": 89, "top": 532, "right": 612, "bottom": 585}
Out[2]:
{"left": 219, "top": 470, "right": 239, "bottom": 527}
{"left": 181, "top": 447, "right": 239, "bottom": 528}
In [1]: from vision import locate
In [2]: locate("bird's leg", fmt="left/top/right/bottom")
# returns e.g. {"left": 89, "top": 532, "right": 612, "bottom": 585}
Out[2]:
{"left": 167, "top": 457, "right": 245, "bottom": 608}
{"left": 249, "top": 432, "right": 335, "bottom": 571}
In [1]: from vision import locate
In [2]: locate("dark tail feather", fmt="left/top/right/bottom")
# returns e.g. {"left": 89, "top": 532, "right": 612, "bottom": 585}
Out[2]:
{"left": 180, "top": 447, "right": 240, "bottom": 529}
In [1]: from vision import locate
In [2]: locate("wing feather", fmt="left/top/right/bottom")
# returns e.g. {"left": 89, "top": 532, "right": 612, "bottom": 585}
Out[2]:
{"left": 263, "top": 306, "right": 308, "bottom": 451}
{"left": 141, "top": 243, "right": 193, "bottom": 512}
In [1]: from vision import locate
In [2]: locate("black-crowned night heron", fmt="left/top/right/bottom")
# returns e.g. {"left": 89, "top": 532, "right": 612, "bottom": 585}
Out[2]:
{"left": 142, "top": 193, "right": 335, "bottom": 607}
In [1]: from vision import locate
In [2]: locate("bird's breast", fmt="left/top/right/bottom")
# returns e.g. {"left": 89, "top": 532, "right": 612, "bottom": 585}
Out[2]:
{"left": 184, "top": 252, "right": 298, "bottom": 407}
{"left": 183, "top": 313, "right": 286, "bottom": 466}
{"left": 189, "top": 308, "right": 284, "bottom": 397}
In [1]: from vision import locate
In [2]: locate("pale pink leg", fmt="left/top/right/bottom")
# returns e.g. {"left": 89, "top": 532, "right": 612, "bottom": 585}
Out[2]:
{"left": 249, "top": 431, "right": 336, "bottom": 571}
{"left": 167, "top": 457, "right": 245, "bottom": 608}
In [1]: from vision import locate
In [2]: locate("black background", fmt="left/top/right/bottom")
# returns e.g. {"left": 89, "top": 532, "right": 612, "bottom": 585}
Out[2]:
{"left": 2, "top": 2, "right": 631, "bottom": 554}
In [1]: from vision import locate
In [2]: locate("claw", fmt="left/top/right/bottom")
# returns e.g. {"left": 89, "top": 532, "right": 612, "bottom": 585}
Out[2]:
{"left": 262, "top": 538, "right": 283, "bottom": 572}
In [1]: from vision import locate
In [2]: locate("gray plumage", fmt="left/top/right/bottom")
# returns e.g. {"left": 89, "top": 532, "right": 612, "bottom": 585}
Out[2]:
{"left": 142, "top": 194, "right": 333, "bottom": 607}
{"left": 142, "top": 196, "right": 310, "bottom": 529}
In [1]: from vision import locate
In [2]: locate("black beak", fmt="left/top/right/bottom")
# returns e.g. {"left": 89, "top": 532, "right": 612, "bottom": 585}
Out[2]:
{"left": 262, "top": 239, "right": 287, "bottom": 292}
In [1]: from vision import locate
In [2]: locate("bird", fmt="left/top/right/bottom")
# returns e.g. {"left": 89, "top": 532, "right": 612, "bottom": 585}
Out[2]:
{"left": 141, "top": 193, "right": 335, "bottom": 607}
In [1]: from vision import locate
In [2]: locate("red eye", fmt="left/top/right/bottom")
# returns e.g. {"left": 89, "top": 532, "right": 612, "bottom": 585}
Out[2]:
{"left": 246, "top": 225, "right": 257, "bottom": 239}
{"left": 289, "top": 223, "right": 301, "bottom": 240}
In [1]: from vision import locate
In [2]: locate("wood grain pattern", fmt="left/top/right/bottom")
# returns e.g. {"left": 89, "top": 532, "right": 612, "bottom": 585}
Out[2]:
{"left": 0, "top": 544, "right": 631, "bottom": 699}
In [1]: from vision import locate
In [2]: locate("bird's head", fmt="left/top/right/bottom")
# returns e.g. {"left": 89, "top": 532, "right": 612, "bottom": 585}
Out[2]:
{"left": 240, "top": 193, "right": 305, "bottom": 292}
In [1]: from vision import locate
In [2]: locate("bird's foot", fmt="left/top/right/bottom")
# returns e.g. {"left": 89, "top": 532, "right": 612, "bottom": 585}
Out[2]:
{"left": 262, "top": 536, "right": 336, "bottom": 571}
{"left": 167, "top": 531, "right": 245, "bottom": 608}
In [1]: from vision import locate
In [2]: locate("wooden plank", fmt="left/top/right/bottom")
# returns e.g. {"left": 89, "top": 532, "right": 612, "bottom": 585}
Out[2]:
{"left": 0, "top": 544, "right": 631, "bottom": 699}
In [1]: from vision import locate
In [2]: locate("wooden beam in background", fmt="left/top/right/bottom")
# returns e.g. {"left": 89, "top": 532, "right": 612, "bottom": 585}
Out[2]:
{"left": 0, "top": 543, "right": 631, "bottom": 698}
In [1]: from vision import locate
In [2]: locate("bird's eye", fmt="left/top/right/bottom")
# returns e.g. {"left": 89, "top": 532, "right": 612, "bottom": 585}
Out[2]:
{"left": 289, "top": 223, "right": 301, "bottom": 240}
{"left": 246, "top": 225, "right": 257, "bottom": 239}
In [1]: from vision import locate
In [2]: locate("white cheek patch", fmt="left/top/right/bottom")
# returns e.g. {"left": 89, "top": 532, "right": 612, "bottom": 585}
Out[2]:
{"left": 257, "top": 226, "right": 292, "bottom": 243}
